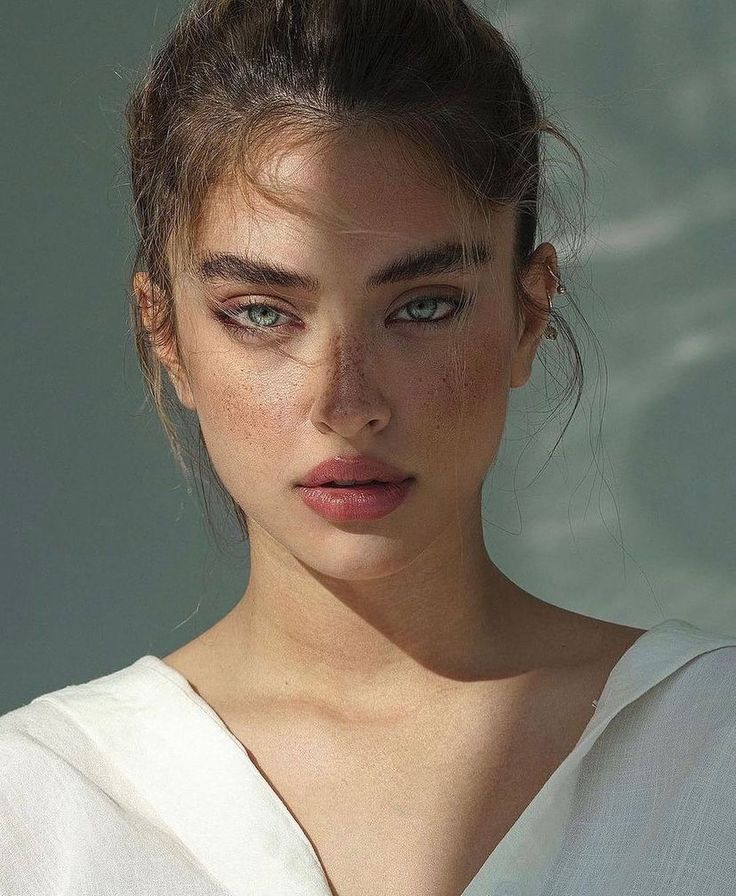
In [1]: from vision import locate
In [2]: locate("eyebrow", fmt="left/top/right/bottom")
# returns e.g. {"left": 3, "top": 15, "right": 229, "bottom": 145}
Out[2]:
{"left": 194, "top": 240, "right": 492, "bottom": 292}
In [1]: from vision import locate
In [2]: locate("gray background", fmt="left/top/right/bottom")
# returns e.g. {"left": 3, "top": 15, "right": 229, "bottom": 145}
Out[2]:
{"left": 2, "top": 1, "right": 734, "bottom": 714}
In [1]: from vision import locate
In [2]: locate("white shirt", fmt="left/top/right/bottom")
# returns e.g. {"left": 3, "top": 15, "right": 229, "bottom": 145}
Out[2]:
{"left": 1, "top": 617, "right": 735, "bottom": 895}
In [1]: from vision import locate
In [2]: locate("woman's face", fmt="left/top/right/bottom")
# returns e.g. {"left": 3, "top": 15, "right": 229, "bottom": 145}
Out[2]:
{"left": 138, "top": 132, "right": 551, "bottom": 576}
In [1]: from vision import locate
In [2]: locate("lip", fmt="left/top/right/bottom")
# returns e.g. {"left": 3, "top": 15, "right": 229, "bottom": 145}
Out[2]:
{"left": 296, "top": 479, "right": 415, "bottom": 522}
{"left": 296, "top": 454, "right": 412, "bottom": 488}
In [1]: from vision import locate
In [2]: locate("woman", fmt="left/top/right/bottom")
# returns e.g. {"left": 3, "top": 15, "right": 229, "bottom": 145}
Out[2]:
{"left": 2, "top": 1, "right": 735, "bottom": 894}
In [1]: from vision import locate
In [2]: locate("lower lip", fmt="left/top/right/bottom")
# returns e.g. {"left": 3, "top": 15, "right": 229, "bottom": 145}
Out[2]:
{"left": 296, "top": 478, "right": 415, "bottom": 521}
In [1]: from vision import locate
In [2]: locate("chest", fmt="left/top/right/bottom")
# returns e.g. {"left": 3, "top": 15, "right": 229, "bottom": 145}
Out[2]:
{"left": 224, "top": 683, "right": 598, "bottom": 896}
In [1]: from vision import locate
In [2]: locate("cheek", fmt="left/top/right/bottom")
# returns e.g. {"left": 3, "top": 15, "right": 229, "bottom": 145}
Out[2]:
{"left": 190, "top": 359, "right": 295, "bottom": 492}
{"left": 423, "top": 327, "right": 511, "bottom": 416}
{"left": 465, "top": 340, "right": 512, "bottom": 416}
{"left": 415, "top": 329, "right": 512, "bottom": 475}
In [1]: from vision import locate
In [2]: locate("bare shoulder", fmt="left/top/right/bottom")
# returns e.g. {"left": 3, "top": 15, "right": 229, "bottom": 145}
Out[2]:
{"left": 528, "top": 601, "right": 648, "bottom": 673}
{"left": 509, "top": 606, "right": 649, "bottom": 749}
{"left": 160, "top": 632, "right": 230, "bottom": 707}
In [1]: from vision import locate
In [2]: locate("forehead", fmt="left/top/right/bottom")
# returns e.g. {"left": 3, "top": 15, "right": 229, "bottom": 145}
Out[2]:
{"left": 194, "top": 130, "right": 512, "bottom": 259}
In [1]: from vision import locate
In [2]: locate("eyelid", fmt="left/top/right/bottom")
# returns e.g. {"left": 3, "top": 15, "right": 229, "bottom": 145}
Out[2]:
{"left": 215, "top": 285, "right": 465, "bottom": 311}
{"left": 218, "top": 291, "right": 463, "bottom": 321}
{"left": 211, "top": 290, "right": 473, "bottom": 341}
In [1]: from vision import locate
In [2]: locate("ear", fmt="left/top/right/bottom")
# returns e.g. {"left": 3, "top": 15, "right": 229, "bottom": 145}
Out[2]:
{"left": 509, "top": 242, "right": 558, "bottom": 389}
{"left": 133, "top": 272, "right": 197, "bottom": 412}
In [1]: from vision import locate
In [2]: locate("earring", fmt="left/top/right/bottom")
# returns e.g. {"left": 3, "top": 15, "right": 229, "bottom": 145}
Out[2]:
{"left": 544, "top": 296, "right": 557, "bottom": 340}
{"left": 544, "top": 264, "right": 566, "bottom": 340}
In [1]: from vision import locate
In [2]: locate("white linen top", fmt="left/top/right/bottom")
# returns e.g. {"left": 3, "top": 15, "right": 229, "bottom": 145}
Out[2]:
{"left": 1, "top": 617, "right": 735, "bottom": 895}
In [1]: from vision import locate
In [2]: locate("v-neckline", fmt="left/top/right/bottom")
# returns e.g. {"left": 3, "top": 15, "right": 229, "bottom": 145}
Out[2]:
{"left": 128, "top": 618, "right": 701, "bottom": 896}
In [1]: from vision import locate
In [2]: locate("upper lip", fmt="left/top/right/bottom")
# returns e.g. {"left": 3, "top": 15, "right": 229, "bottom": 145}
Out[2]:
{"left": 296, "top": 454, "right": 413, "bottom": 487}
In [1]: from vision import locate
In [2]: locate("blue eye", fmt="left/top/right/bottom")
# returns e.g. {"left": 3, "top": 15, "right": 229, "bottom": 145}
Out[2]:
{"left": 213, "top": 294, "right": 470, "bottom": 341}
{"left": 392, "top": 296, "right": 463, "bottom": 326}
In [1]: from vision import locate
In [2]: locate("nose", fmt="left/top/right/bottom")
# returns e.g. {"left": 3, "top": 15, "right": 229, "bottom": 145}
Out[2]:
{"left": 307, "top": 332, "right": 392, "bottom": 437}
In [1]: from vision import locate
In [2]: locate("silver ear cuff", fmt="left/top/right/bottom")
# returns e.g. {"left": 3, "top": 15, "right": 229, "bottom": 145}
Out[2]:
{"left": 544, "top": 263, "right": 566, "bottom": 340}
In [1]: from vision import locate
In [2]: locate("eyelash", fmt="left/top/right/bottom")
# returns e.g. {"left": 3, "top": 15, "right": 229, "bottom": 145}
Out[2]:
{"left": 212, "top": 295, "right": 470, "bottom": 341}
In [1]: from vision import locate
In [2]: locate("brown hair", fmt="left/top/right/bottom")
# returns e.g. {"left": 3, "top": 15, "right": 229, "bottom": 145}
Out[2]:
{"left": 124, "top": 0, "right": 592, "bottom": 552}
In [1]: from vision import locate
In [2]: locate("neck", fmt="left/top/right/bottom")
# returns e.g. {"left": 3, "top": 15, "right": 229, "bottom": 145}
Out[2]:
{"left": 194, "top": 502, "right": 551, "bottom": 722}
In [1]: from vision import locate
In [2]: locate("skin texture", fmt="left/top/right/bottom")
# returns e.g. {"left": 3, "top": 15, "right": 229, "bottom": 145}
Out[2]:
{"left": 134, "top": 131, "right": 650, "bottom": 896}
{"left": 134, "top": 130, "right": 627, "bottom": 724}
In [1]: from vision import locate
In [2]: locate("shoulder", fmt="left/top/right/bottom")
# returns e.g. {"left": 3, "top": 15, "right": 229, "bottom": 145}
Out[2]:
{"left": 0, "top": 708, "right": 96, "bottom": 893}
{"left": 0, "top": 655, "right": 157, "bottom": 809}
{"left": 0, "top": 707, "right": 222, "bottom": 895}
{"left": 534, "top": 606, "right": 648, "bottom": 676}
{"left": 604, "top": 640, "right": 736, "bottom": 777}
{"left": 0, "top": 700, "right": 94, "bottom": 814}
{"left": 659, "top": 641, "right": 736, "bottom": 719}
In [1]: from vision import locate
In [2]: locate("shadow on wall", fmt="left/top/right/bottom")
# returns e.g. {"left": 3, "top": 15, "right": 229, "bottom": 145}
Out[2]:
{"left": 628, "top": 346, "right": 736, "bottom": 572}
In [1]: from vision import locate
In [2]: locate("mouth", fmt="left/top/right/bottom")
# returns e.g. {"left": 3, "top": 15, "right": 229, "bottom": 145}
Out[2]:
{"left": 306, "top": 478, "right": 413, "bottom": 489}
{"left": 295, "top": 477, "right": 415, "bottom": 520}
{"left": 320, "top": 480, "right": 390, "bottom": 488}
